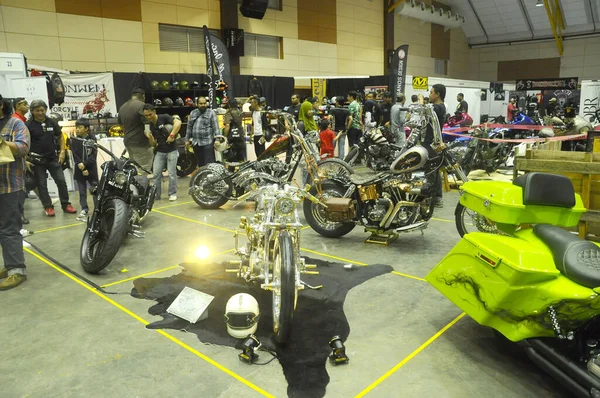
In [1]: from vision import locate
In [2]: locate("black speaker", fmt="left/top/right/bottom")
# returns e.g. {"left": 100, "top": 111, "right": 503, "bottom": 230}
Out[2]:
{"left": 240, "top": 0, "right": 268, "bottom": 19}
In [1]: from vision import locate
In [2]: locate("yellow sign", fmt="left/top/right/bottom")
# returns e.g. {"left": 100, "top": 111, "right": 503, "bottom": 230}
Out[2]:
{"left": 312, "top": 79, "right": 326, "bottom": 103}
{"left": 412, "top": 76, "right": 428, "bottom": 90}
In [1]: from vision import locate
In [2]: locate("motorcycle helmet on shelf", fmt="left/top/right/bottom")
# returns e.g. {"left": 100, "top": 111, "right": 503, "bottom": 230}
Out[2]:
{"left": 172, "top": 81, "right": 180, "bottom": 90}
{"left": 109, "top": 125, "right": 124, "bottom": 137}
{"left": 150, "top": 81, "right": 160, "bottom": 90}
{"left": 179, "top": 80, "right": 189, "bottom": 89}
{"left": 213, "top": 135, "right": 228, "bottom": 152}
{"left": 160, "top": 81, "right": 170, "bottom": 90}
{"left": 224, "top": 293, "right": 260, "bottom": 339}
{"left": 184, "top": 97, "right": 194, "bottom": 107}
{"left": 163, "top": 97, "right": 174, "bottom": 106}
{"left": 154, "top": 98, "right": 162, "bottom": 106}
{"left": 174, "top": 97, "right": 184, "bottom": 107}
{"left": 190, "top": 81, "right": 200, "bottom": 88}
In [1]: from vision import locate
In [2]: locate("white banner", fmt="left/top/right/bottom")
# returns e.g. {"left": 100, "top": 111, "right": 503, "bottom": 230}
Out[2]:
{"left": 580, "top": 80, "right": 600, "bottom": 122}
{"left": 50, "top": 72, "right": 116, "bottom": 120}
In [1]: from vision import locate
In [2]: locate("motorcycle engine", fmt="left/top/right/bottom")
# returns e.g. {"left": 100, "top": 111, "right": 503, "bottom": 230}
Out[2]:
{"left": 367, "top": 201, "right": 388, "bottom": 222}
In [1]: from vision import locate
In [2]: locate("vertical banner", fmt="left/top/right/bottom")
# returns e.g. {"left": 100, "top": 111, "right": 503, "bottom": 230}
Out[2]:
{"left": 311, "top": 79, "right": 326, "bottom": 103}
{"left": 207, "top": 28, "right": 234, "bottom": 102}
{"left": 389, "top": 44, "right": 409, "bottom": 102}
{"left": 50, "top": 72, "right": 117, "bottom": 119}
{"left": 203, "top": 26, "right": 215, "bottom": 108}
{"left": 580, "top": 81, "right": 600, "bottom": 122}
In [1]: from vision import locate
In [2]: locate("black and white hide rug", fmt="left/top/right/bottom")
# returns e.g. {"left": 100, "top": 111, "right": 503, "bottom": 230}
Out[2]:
{"left": 130, "top": 257, "right": 393, "bottom": 397}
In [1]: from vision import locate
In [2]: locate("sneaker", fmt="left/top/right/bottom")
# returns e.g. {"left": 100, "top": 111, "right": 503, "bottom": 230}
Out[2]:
{"left": 20, "top": 229, "right": 33, "bottom": 237}
{"left": 0, "top": 268, "right": 7, "bottom": 279}
{"left": 63, "top": 204, "right": 77, "bottom": 214}
{"left": 169, "top": 195, "right": 177, "bottom": 202}
{"left": 77, "top": 210, "right": 89, "bottom": 221}
{"left": 0, "top": 273, "right": 27, "bottom": 290}
{"left": 45, "top": 207, "right": 55, "bottom": 217}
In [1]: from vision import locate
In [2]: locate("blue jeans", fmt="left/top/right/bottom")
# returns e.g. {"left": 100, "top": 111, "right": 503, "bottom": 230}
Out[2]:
{"left": 152, "top": 150, "right": 179, "bottom": 198}
{"left": 337, "top": 133, "right": 346, "bottom": 159}
{"left": 75, "top": 177, "right": 98, "bottom": 211}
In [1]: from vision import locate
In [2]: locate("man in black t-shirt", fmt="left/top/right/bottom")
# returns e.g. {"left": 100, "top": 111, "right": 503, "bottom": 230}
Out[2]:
{"left": 456, "top": 93, "right": 468, "bottom": 113}
{"left": 26, "top": 99, "right": 76, "bottom": 216}
{"left": 424, "top": 84, "right": 447, "bottom": 208}
{"left": 329, "top": 97, "right": 350, "bottom": 159}
{"left": 143, "top": 104, "right": 182, "bottom": 202}
{"left": 286, "top": 94, "right": 301, "bottom": 121}
{"left": 381, "top": 91, "right": 393, "bottom": 127}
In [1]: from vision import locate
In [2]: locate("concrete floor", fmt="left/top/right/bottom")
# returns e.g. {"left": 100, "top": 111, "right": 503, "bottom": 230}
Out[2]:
{"left": 1, "top": 172, "right": 571, "bottom": 398}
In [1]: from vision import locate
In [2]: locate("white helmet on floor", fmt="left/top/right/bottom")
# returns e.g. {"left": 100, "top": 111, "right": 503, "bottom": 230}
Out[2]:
{"left": 214, "top": 135, "right": 228, "bottom": 152}
{"left": 224, "top": 293, "right": 260, "bottom": 339}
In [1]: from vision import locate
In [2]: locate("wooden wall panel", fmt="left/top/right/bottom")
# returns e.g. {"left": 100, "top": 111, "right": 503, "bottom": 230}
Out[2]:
{"left": 497, "top": 58, "right": 561, "bottom": 81}
{"left": 101, "top": 0, "right": 142, "bottom": 21}
{"left": 297, "top": 0, "right": 336, "bottom": 43}
{"left": 56, "top": 0, "right": 103, "bottom": 17}
{"left": 431, "top": 23, "right": 450, "bottom": 60}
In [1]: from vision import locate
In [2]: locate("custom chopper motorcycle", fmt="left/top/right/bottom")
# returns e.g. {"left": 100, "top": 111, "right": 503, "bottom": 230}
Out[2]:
{"left": 76, "top": 138, "right": 156, "bottom": 274}
{"left": 426, "top": 172, "right": 600, "bottom": 398}
{"left": 189, "top": 111, "right": 353, "bottom": 209}
{"left": 304, "top": 104, "right": 469, "bottom": 244}
{"left": 229, "top": 183, "right": 322, "bottom": 344}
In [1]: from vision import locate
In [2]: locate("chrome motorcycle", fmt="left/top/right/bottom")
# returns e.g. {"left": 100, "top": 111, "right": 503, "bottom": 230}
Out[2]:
{"left": 189, "top": 111, "right": 353, "bottom": 209}
{"left": 344, "top": 126, "right": 404, "bottom": 171}
{"left": 228, "top": 183, "right": 322, "bottom": 344}
{"left": 304, "top": 104, "right": 469, "bottom": 245}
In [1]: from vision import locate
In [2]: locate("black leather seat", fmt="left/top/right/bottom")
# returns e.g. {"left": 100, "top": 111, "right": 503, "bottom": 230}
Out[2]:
{"left": 513, "top": 173, "right": 576, "bottom": 208}
{"left": 534, "top": 224, "right": 600, "bottom": 288}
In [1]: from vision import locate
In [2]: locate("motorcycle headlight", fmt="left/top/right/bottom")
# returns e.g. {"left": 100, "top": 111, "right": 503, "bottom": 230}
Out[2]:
{"left": 114, "top": 171, "right": 128, "bottom": 186}
{"left": 275, "top": 198, "right": 295, "bottom": 216}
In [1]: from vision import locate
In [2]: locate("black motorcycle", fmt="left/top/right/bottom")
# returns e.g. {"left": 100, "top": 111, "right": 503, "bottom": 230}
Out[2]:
{"left": 76, "top": 138, "right": 156, "bottom": 274}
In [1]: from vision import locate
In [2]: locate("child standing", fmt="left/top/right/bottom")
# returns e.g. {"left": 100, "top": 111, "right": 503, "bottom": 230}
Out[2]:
{"left": 71, "top": 119, "right": 98, "bottom": 221}
{"left": 319, "top": 118, "right": 340, "bottom": 159}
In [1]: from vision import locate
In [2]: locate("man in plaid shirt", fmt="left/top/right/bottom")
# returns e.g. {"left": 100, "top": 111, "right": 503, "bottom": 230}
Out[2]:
{"left": 185, "top": 97, "right": 218, "bottom": 167}
{"left": 0, "top": 98, "right": 31, "bottom": 290}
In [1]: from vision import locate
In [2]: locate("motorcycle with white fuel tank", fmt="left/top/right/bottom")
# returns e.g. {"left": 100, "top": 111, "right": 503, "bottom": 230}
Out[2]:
{"left": 228, "top": 183, "right": 324, "bottom": 344}
{"left": 304, "top": 104, "right": 469, "bottom": 244}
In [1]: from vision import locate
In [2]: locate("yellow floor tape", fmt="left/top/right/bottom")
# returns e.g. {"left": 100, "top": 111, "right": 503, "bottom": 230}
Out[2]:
{"left": 23, "top": 247, "right": 274, "bottom": 398}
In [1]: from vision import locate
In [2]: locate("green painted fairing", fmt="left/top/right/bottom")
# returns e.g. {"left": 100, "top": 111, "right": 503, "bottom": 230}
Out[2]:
{"left": 459, "top": 181, "right": 586, "bottom": 226}
{"left": 426, "top": 231, "right": 600, "bottom": 342}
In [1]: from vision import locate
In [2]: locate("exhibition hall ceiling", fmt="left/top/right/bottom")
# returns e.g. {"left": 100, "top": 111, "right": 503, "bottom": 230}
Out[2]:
{"left": 448, "top": 0, "right": 597, "bottom": 45}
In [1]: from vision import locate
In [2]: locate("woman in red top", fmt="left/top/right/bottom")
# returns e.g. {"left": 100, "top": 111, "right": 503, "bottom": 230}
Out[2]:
{"left": 319, "top": 119, "right": 341, "bottom": 159}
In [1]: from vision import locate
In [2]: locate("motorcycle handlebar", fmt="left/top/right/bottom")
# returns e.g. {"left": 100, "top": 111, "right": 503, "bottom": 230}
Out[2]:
{"left": 71, "top": 136, "right": 153, "bottom": 175}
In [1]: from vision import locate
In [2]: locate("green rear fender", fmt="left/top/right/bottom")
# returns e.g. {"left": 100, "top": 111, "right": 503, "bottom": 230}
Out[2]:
{"left": 426, "top": 231, "right": 600, "bottom": 342}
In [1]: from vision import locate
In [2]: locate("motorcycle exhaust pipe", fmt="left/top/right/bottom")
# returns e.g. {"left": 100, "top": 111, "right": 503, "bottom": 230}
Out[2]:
{"left": 524, "top": 346, "right": 590, "bottom": 398}
{"left": 377, "top": 198, "right": 394, "bottom": 228}
{"left": 527, "top": 338, "right": 600, "bottom": 391}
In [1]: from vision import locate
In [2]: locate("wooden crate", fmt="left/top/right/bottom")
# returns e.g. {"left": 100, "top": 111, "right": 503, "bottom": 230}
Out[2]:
{"left": 515, "top": 147, "right": 600, "bottom": 240}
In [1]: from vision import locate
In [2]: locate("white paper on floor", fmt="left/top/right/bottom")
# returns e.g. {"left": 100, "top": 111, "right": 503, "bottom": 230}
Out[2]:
{"left": 166, "top": 286, "right": 214, "bottom": 323}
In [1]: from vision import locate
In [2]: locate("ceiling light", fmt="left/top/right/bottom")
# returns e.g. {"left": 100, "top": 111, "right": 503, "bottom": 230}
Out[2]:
{"left": 535, "top": 0, "right": 544, "bottom": 7}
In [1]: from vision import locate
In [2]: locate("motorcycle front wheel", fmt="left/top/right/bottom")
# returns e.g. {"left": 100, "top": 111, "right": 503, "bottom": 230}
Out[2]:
{"left": 303, "top": 180, "right": 356, "bottom": 238}
{"left": 80, "top": 198, "right": 129, "bottom": 274}
{"left": 189, "top": 166, "right": 232, "bottom": 209}
{"left": 344, "top": 147, "right": 360, "bottom": 166}
{"left": 273, "top": 230, "right": 296, "bottom": 345}
{"left": 455, "top": 203, "right": 499, "bottom": 237}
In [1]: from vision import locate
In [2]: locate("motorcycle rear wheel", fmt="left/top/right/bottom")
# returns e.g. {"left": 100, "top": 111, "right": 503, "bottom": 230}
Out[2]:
{"left": 273, "top": 230, "right": 296, "bottom": 345}
{"left": 303, "top": 181, "right": 356, "bottom": 238}
{"left": 80, "top": 198, "right": 129, "bottom": 274}
{"left": 189, "top": 166, "right": 232, "bottom": 209}
{"left": 176, "top": 151, "right": 197, "bottom": 177}
{"left": 455, "top": 203, "right": 499, "bottom": 237}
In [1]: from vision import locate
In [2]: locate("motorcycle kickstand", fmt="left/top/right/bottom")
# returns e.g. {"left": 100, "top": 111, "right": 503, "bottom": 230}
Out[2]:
{"left": 301, "top": 281, "right": 323, "bottom": 290}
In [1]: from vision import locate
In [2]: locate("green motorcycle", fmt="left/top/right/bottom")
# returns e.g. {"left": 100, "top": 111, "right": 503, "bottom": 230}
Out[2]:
{"left": 426, "top": 172, "right": 600, "bottom": 397}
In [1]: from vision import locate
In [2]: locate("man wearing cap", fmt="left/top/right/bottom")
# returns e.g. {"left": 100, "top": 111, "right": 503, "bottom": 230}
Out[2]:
{"left": 118, "top": 88, "right": 154, "bottom": 174}
{"left": 27, "top": 99, "right": 76, "bottom": 216}
{"left": 0, "top": 97, "right": 31, "bottom": 290}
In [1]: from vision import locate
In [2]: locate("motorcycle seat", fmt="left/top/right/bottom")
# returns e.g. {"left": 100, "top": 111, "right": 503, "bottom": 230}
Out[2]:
{"left": 534, "top": 224, "right": 600, "bottom": 289}
{"left": 513, "top": 173, "right": 576, "bottom": 208}
{"left": 349, "top": 174, "right": 382, "bottom": 186}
